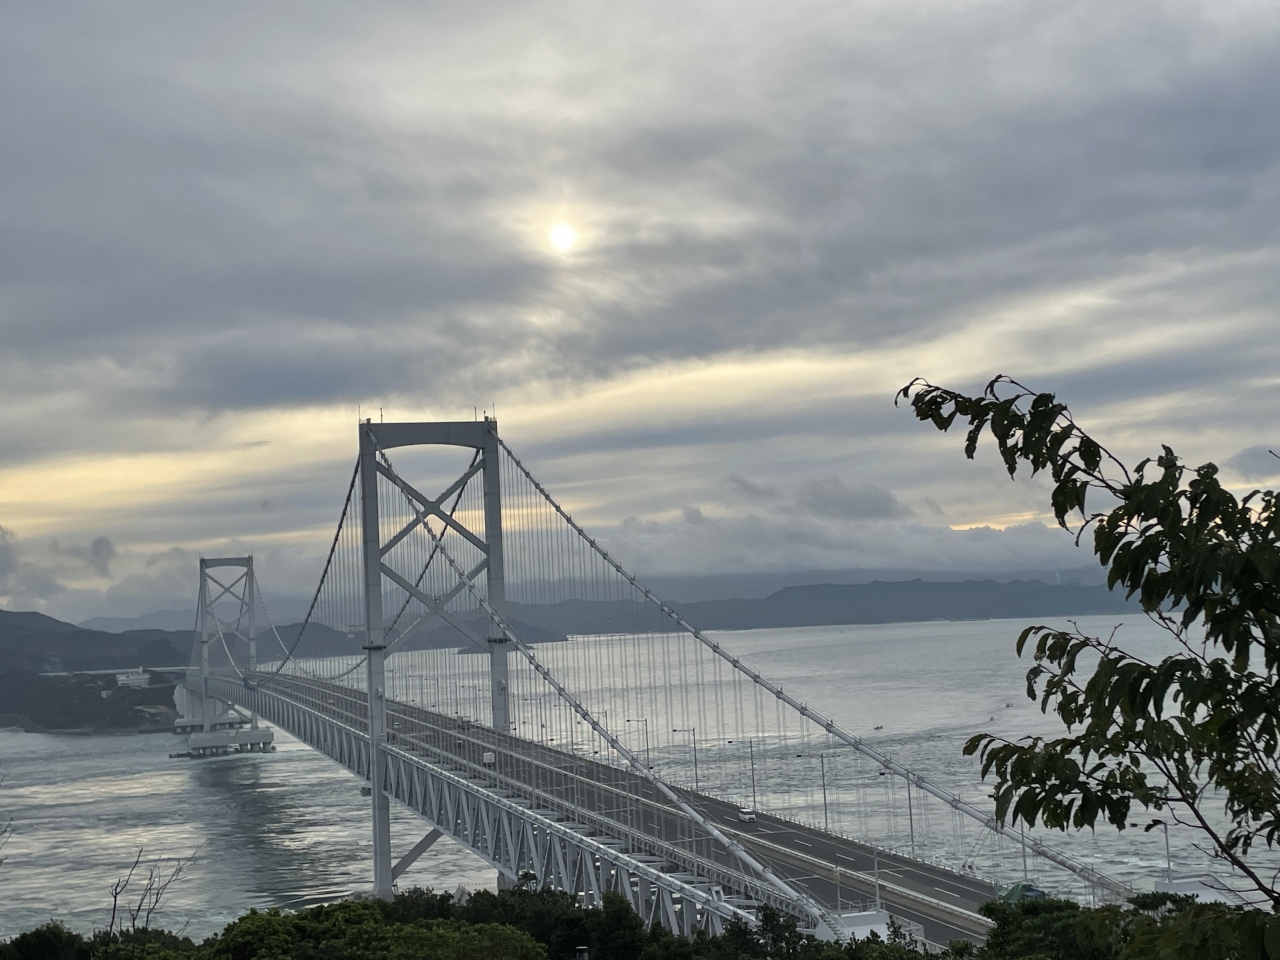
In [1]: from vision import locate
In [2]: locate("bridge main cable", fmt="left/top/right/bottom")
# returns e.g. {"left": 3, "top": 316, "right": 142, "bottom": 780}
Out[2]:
{"left": 252, "top": 456, "right": 362, "bottom": 688}
{"left": 494, "top": 435, "right": 1131, "bottom": 900}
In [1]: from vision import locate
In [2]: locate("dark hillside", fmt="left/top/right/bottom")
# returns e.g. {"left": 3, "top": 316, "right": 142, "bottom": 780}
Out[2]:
{"left": 0, "top": 610, "right": 193, "bottom": 672}
{"left": 0, "top": 669, "right": 178, "bottom": 732}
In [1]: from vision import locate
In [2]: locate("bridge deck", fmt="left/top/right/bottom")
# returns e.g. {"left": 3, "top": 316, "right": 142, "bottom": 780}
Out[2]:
{"left": 251, "top": 672, "right": 997, "bottom": 944}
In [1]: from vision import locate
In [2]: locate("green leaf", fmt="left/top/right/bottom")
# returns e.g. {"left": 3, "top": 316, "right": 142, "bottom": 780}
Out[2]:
{"left": 900, "top": 374, "right": 1280, "bottom": 907}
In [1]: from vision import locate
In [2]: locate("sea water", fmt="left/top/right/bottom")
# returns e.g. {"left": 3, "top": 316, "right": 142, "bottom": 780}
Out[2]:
{"left": 0, "top": 615, "right": 1268, "bottom": 938}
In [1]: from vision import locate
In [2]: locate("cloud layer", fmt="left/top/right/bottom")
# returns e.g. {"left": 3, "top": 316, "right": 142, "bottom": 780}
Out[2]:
{"left": 2, "top": 1, "right": 1279, "bottom": 619}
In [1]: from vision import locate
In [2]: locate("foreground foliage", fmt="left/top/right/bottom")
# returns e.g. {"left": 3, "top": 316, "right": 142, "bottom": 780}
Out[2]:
{"left": 0, "top": 887, "right": 944, "bottom": 960}
{"left": 8, "top": 886, "right": 1280, "bottom": 960}
{"left": 900, "top": 375, "right": 1280, "bottom": 910}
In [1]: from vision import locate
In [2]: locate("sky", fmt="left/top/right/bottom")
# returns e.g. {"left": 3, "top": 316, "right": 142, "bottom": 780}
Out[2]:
{"left": 2, "top": 1, "right": 1279, "bottom": 622}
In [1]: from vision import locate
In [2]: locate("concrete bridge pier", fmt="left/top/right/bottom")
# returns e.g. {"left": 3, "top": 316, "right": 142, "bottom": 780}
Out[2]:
{"left": 175, "top": 681, "right": 275, "bottom": 756}
{"left": 173, "top": 682, "right": 224, "bottom": 731}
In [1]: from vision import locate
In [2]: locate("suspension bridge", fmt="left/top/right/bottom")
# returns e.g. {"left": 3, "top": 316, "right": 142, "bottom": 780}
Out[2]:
{"left": 176, "top": 418, "right": 1130, "bottom": 948}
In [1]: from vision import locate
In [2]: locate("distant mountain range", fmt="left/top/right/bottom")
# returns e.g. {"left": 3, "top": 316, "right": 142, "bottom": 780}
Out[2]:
{"left": 674, "top": 579, "right": 1136, "bottom": 630}
{"left": 496, "top": 579, "right": 1136, "bottom": 636}
{"left": 78, "top": 567, "right": 1112, "bottom": 634}
{"left": 0, "top": 610, "right": 194, "bottom": 674}
{"left": 1, "top": 579, "right": 1139, "bottom": 674}
{"left": 80, "top": 609, "right": 198, "bottom": 633}
{"left": 643, "top": 565, "right": 1109, "bottom": 602}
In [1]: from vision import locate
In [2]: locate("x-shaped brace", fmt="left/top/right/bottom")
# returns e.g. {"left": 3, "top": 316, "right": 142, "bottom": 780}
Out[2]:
{"left": 377, "top": 460, "right": 487, "bottom": 556}
{"left": 380, "top": 562, "right": 490, "bottom": 651}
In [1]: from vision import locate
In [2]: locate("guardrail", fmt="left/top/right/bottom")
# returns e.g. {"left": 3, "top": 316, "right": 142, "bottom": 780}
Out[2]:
{"left": 729, "top": 828, "right": 995, "bottom": 937}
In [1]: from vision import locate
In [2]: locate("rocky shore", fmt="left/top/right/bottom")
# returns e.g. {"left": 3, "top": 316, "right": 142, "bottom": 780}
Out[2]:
{"left": 0, "top": 670, "right": 180, "bottom": 735}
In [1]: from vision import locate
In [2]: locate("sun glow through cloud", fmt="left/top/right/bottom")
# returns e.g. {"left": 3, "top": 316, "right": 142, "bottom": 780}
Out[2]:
{"left": 548, "top": 223, "right": 577, "bottom": 252}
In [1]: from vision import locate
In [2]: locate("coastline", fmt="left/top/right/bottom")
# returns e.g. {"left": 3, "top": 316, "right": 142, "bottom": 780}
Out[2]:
{"left": 3, "top": 724, "right": 179, "bottom": 736}
{"left": 0, "top": 706, "right": 179, "bottom": 737}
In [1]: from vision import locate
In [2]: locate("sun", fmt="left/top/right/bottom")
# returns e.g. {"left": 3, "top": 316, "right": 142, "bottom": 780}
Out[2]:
{"left": 548, "top": 223, "right": 577, "bottom": 253}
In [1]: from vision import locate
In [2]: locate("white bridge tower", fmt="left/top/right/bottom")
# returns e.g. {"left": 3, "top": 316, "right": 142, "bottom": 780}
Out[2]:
{"left": 173, "top": 556, "right": 275, "bottom": 757}
{"left": 358, "top": 417, "right": 510, "bottom": 897}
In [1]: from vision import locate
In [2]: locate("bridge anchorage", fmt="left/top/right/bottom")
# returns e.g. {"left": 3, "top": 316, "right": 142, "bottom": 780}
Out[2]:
{"left": 177, "top": 417, "right": 1132, "bottom": 948}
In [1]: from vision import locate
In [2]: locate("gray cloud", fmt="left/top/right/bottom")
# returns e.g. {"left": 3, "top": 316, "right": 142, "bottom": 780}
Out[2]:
{"left": 0, "top": 528, "right": 17, "bottom": 582}
{"left": 598, "top": 512, "right": 1090, "bottom": 580}
{"left": 0, "top": 528, "right": 68, "bottom": 606}
{"left": 795, "top": 477, "right": 912, "bottom": 521}
{"left": 145, "top": 547, "right": 195, "bottom": 569}
{"left": 11, "top": 566, "right": 66, "bottom": 602}
{"left": 2, "top": 3, "right": 1278, "bottom": 430}
{"left": 2, "top": 2, "right": 1280, "bottom": 620}
{"left": 727, "top": 475, "right": 779, "bottom": 500}
{"left": 1225, "top": 444, "right": 1280, "bottom": 481}
{"left": 50, "top": 536, "right": 118, "bottom": 577}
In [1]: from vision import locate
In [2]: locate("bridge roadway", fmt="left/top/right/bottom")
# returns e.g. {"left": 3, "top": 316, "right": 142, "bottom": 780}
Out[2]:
{"left": 249, "top": 671, "right": 998, "bottom": 946}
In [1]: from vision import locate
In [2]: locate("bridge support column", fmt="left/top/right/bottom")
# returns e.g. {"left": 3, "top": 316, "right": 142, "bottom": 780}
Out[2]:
{"left": 360, "top": 422, "right": 394, "bottom": 899}
{"left": 198, "top": 561, "right": 212, "bottom": 732}
{"left": 364, "top": 642, "right": 393, "bottom": 898}
{"left": 246, "top": 559, "right": 259, "bottom": 730}
{"left": 246, "top": 558, "right": 257, "bottom": 672}
{"left": 482, "top": 423, "right": 511, "bottom": 734}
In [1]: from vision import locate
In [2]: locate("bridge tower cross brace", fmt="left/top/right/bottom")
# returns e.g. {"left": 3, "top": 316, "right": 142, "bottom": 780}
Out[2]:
{"left": 357, "top": 417, "right": 511, "bottom": 899}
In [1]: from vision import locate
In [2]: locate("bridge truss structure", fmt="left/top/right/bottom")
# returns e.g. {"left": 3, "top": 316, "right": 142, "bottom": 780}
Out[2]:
{"left": 182, "top": 418, "right": 1131, "bottom": 946}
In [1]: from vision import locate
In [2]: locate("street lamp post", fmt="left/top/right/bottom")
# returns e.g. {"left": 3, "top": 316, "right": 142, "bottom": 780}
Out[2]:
{"left": 1162, "top": 820, "right": 1172, "bottom": 882}
{"left": 873, "top": 848, "right": 883, "bottom": 909}
{"left": 1021, "top": 823, "right": 1029, "bottom": 880}
{"left": 906, "top": 777, "right": 915, "bottom": 858}
{"left": 821, "top": 755, "right": 828, "bottom": 833}
{"left": 459, "top": 683, "right": 482, "bottom": 721}
{"left": 673, "top": 727, "right": 698, "bottom": 791}
{"left": 1132, "top": 819, "right": 1173, "bottom": 882}
{"left": 879, "top": 767, "right": 915, "bottom": 857}
{"left": 626, "top": 718, "right": 651, "bottom": 767}
{"left": 797, "top": 753, "right": 829, "bottom": 832}
{"left": 730, "top": 739, "right": 758, "bottom": 811}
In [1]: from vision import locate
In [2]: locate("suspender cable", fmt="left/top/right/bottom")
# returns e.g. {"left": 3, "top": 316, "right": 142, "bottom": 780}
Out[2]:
{"left": 370, "top": 429, "right": 844, "bottom": 940}
{"left": 494, "top": 434, "right": 1131, "bottom": 899}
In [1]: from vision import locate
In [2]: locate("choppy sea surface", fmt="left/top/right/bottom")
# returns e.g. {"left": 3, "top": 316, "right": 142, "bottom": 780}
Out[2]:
{"left": 1, "top": 615, "right": 1269, "bottom": 939}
